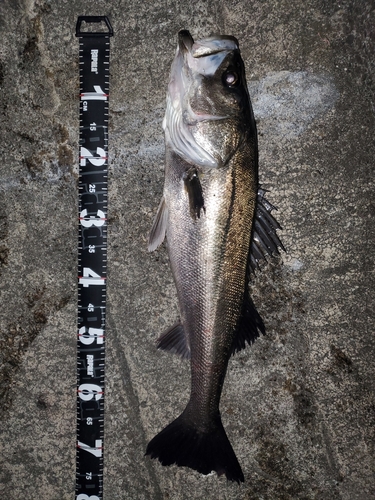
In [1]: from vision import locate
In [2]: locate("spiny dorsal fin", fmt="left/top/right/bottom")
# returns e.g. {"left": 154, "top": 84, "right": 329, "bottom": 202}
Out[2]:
{"left": 249, "top": 188, "right": 284, "bottom": 273}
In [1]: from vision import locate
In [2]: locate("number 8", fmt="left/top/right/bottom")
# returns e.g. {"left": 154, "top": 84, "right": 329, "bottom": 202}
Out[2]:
{"left": 77, "top": 495, "right": 100, "bottom": 500}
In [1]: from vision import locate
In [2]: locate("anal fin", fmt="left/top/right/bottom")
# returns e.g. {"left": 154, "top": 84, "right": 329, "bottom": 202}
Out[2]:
{"left": 156, "top": 321, "right": 190, "bottom": 360}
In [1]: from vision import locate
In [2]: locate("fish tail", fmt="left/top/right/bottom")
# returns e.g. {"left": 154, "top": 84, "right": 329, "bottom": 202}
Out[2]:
{"left": 146, "top": 411, "right": 244, "bottom": 483}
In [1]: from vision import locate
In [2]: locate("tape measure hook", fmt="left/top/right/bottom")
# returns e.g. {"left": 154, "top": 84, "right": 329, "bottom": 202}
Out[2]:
{"left": 76, "top": 16, "right": 114, "bottom": 37}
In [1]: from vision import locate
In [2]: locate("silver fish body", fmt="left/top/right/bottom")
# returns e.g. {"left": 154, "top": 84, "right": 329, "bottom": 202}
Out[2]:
{"left": 146, "top": 30, "right": 283, "bottom": 483}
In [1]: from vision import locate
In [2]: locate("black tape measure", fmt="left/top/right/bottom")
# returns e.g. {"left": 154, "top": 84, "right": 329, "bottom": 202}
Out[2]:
{"left": 75, "top": 16, "right": 113, "bottom": 500}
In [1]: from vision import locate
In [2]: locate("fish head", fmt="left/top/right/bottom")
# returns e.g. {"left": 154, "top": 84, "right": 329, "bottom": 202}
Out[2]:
{"left": 164, "top": 30, "right": 256, "bottom": 169}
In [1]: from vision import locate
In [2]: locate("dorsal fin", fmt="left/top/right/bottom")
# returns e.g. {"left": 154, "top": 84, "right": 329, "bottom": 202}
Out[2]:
{"left": 230, "top": 290, "right": 265, "bottom": 355}
{"left": 249, "top": 188, "right": 284, "bottom": 273}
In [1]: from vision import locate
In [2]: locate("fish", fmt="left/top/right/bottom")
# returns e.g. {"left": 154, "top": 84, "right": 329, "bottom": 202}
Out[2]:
{"left": 146, "top": 30, "right": 283, "bottom": 483}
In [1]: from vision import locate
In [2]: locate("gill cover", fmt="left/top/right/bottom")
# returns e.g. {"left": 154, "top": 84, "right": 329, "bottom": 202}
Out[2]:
{"left": 163, "top": 30, "right": 240, "bottom": 168}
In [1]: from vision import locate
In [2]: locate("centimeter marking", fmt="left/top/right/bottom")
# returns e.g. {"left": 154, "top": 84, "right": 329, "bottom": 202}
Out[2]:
{"left": 75, "top": 16, "right": 113, "bottom": 500}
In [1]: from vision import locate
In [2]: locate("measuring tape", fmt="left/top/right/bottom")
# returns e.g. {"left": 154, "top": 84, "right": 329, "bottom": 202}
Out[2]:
{"left": 75, "top": 16, "right": 113, "bottom": 500}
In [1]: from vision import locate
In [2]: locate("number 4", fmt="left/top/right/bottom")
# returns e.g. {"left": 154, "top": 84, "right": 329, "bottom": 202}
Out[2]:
{"left": 79, "top": 268, "right": 105, "bottom": 287}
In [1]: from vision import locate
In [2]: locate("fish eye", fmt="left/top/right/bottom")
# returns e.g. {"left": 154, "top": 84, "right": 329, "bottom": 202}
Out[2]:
{"left": 222, "top": 70, "right": 240, "bottom": 87}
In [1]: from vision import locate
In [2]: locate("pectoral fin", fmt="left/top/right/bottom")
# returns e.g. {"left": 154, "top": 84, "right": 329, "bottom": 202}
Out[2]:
{"left": 184, "top": 168, "right": 205, "bottom": 219}
{"left": 249, "top": 188, "right": 285, "bottom": 272}
{"left": 148, "top": 197, "right": 168, "bottom": 252}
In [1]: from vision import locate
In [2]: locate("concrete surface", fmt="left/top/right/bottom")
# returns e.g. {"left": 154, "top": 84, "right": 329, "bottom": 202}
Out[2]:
{"left": 0, "top": 0, "right": 374, "bottom": 499}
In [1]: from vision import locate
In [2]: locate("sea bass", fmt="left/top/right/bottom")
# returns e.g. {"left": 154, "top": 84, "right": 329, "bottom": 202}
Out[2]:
{"left": 146, "top": 30, "right": 283, "bottom": 483}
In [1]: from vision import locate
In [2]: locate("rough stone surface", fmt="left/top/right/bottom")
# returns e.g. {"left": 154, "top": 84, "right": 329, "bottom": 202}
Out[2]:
{"left": 0, "top": 1, "right": 374, "bottom": 499}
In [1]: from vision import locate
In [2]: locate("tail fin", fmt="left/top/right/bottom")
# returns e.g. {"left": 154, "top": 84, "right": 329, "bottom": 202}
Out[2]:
{"left": 145, "top": 412, "right": 244, "bottom": 483}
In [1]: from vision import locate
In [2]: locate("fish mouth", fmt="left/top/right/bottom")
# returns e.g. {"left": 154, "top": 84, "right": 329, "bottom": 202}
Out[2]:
{"left": 178, "top": 29, "right": 239, "bottom": 58}
{"left": 178, "top": 30, "right": 194, "bottom": 53}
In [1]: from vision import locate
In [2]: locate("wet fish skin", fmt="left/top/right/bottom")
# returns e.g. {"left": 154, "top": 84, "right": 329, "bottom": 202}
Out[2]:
{"left": 146, "top": 30, "right": 278, "bottom": 483}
